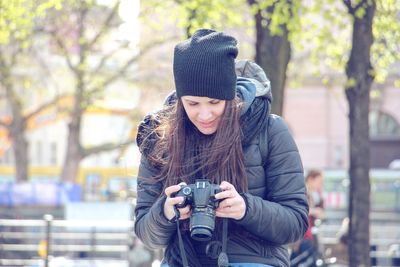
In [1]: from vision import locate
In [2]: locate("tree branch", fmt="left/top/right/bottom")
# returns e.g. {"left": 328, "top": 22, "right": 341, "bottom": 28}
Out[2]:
{"left": 82, "top": 138, "right": 136, "bottom": 158}
{"left": 92, "top": 41, "right": 130, "bottom": 74}
{"left": 88, "top": 36, "right": 177, "bottom": 93}
{"left": 343, "top": 0, "right": 365, "bottom": 14}
{"left": 353, "top": 0, "right": 366, "bottom": 13}
{"left": 343, "top": 0, "right": 354, "bottom": 13}
{"left": 87, "top": 0, "right": 121, "bottom": 50}
{"left": 53, "top": 33, "right": 77, "bottom": 74}
{"left": 24, "top": 93, "right": 70, "bottom": 121}
{"left": 0, "top": 119, "right": 10, "bottom": 128}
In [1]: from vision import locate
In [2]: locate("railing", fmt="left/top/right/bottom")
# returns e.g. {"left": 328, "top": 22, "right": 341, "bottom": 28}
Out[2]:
{"left": 0, "top": 215, "right": 156, "bottom": 267}
{"left": 316, "top": 210, "right": 400, "bottom": 267}
{"left": 1, "top": 212, "right": 399, "bottom": 267}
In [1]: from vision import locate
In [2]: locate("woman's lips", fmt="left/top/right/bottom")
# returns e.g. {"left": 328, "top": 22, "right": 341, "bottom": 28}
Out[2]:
{"left": 198, "top": 119, "right": 215, "bottom": 128}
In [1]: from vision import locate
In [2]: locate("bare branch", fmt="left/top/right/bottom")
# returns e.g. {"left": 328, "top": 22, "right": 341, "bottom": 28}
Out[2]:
{"left": 343, "top": 0, "right": 354, "bottom": 14}
{"left": 10, "top": 45, "right": 21, "bottom": 67}
{"left": 31, "top": 43, "right": 62, "bottom": 95}
{"left": 353, "top": 0, "right": 366, "bottom": 13}
{"left": 24, "top": 93, "right": 70, "bottom": 121}
{"left": 82, "top": 138, "right": 136, "bottom": 157}
{"left": 53, "top": 34, "right": 77, "bottom": 74}
{"left": 0, "top": 119, "right": 10, "bottom": 128}
{"left": 344, "top": 0, "right": 370, "bottom": 16}
{"left": 92, "top": 41, "right": 130, "bottom": 74}
{"left": 87, "top": 0, "right": 121, "bottom": 50}
{"left": 88, "top": 35, "right": 177, "bottom": 94}
{"left": 0, "top": 51, "right": 14, "bottom": 100}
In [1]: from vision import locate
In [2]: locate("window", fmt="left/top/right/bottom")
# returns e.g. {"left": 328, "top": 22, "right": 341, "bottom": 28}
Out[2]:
{"left": 36, "top": 141, "right": 43, "bottom": 165}
{"left": 369, "top": 110, "right": 400, "bottom": 138}
{"left": 50, "top": 142, "right": 57, "bottom": 165}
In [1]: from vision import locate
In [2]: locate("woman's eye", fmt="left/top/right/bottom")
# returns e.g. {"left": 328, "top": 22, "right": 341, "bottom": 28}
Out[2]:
{"left": 188, "top": 102, "right": 198, "bottom": 106}
{"left": 210, "top": 101, "right": 220, "bottom": 105}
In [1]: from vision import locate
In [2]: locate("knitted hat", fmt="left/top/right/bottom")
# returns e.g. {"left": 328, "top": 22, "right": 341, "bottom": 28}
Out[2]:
{"left": 173, "top": 29, "right": 238, "bottom": 100}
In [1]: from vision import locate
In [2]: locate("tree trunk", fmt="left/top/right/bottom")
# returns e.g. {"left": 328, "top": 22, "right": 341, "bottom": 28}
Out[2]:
{"left": 249, "top": 1, "right": 291, "bottom": 116}
{"left": 9, "top": 111, "right": 29, "bottom": 182}
{"left": 344, "top": 1, "right": 376, "bottom": 266}
{"left": 60, "top": 118, "right": 82, "bottom": 182}
{"left": 0, "top": 55, "right": 29, "bottom": 182}
{"left": 60, "top": 79, "right": 84, "bottom": 182}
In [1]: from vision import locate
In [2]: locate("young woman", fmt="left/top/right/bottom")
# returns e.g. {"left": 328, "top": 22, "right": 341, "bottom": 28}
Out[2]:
{"left": 134, "top": 29, "right": 309, "bottom": 267}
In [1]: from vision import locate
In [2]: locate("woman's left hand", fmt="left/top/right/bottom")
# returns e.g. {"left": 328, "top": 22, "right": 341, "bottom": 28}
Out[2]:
{"left": 215, "top": 181, "right": 246, "bottom": 220}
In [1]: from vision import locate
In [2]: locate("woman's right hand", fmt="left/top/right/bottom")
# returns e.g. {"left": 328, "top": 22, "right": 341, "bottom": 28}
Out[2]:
{"left": 163, "top": 184, "right": 192, "bottom": 221}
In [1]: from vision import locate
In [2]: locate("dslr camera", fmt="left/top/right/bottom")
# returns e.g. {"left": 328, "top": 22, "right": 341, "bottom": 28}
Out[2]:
{"left": 173, "top": 179, "right": 222, "bottom": 241}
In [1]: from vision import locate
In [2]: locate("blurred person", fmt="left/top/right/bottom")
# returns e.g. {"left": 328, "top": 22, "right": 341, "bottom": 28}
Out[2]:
{"left": 306, "top": 170, "right": 325, "bottom": 224}
{"left": 290, "top": 170, "right": 325, "bottom": 266}
{"left": 134, "top": 29, "right": 309, "bottom": 267}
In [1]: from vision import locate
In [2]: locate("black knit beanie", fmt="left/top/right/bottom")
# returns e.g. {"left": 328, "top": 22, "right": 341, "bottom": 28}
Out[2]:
{"left": 173, "top": 29, "right": 238, "bottom": 100}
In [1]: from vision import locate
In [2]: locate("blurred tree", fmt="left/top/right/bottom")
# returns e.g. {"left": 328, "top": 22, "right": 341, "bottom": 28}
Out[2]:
{"left": 344, "top": 2, "right": 375, "bottom": 266}
{"left": 0, "top": 0, "right": 62, "bottom": 182}
{"left": 173, "top": 0, "right": 246, "bottom": 38}
{"left": 247, "top": 0, "right": 301, "bottom": 116}
{"left": 301, "top": 1, "right": 399, "bottom": 265}
{"left": 46, "top": 0, "right": 171, "bottom": 182}
{"left": 150, "top": 0, "right": 300, "bottom": 116}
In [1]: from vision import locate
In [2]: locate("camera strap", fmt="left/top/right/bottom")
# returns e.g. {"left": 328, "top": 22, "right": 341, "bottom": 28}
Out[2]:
{"left": 173, "top": 204, "right": 229, "bottom": 267}
{"left": 218, "top": 218, "right": 229, "bottom": 267}
{"left": 174, "top": 206, "right": 189, "bottom": 267}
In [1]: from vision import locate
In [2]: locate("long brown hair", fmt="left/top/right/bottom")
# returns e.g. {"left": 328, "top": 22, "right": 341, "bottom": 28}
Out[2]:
{"left": 149, "top": 97, "right": 248, "bottom": 193}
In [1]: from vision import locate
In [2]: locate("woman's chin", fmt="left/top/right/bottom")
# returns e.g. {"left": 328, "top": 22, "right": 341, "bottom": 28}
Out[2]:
{"left": 197, "top": 126, "right": 217, "bottom": 135}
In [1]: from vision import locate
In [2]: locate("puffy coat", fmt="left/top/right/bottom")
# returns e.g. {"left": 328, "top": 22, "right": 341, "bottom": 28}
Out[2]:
{"left": 134, "top": 67, "right": 308, "bottom": 266}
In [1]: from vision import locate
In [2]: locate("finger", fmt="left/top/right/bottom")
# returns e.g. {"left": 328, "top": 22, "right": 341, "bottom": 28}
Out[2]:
{"left": 219, "top": 181, "right": 234, "bottom": 190}
{"left": 166, "top": 196, "right": 184, "bottom": 206}
{"left": 179, "top": 212, "right": 191, "bottom": 220}
{"left": 216, "top": 207, "right": 240, "bottom": 218}
{"left": 216, "top": 209, "right": 235, "bottom": 218}
{"left": 219, "top": 203, "right": 239, "bottom": 212}
{"left": 164, "top": 185, "right": 182, "bottom": 197}
{"left": 218, "top": 199, "right": 233, "bottom": 209}
{"left": 178, "top": 206, "right": 191, "bottom": 217}
{"left": 215, "top": 190, "right": 236, "bottom": 200}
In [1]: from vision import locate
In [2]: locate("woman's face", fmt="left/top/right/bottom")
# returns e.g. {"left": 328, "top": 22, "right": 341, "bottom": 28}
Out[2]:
{"left": 181, "top": 96, "right": 226, "bottom": 135}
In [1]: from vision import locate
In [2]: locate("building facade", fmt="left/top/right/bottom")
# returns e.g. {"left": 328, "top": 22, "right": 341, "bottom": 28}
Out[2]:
{"left": 284, "top": 81, "right": 400, "bottom": 170}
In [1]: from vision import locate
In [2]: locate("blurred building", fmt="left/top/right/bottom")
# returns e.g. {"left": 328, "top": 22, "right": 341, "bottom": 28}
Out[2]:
{"left": 284, "top": 78, "right": 400, "bottom": 170}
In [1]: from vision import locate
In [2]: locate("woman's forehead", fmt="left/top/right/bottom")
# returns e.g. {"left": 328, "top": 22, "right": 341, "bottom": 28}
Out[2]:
{"left": 181, "top": 96, "right": 219, "bottom": 102}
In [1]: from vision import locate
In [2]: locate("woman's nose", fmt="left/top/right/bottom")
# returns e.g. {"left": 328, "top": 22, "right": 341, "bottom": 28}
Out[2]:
{"left": 198, "top": 108, "right": 212, "bottom": 121}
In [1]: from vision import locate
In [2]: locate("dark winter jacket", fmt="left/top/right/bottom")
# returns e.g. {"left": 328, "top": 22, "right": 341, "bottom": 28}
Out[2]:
{"left": 134, "top": 69, "right": 309, "bottom": 266}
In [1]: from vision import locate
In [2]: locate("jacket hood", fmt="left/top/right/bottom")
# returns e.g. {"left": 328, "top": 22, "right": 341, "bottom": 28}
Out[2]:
{"left": 236, "top": 77, "right": 271, "bottom": 116}
{"left": 235, "top": 59, "right": 272, "bottom": 114}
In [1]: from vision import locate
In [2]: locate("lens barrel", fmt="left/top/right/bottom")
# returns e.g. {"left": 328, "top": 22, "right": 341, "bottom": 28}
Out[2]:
{"left": 190, "top": 207, "right": 216, "bottom": 241}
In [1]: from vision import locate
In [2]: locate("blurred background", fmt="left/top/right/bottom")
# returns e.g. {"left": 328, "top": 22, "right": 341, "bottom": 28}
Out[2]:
{"left": 0, "top": 0, "right": 399, "bottom": 266}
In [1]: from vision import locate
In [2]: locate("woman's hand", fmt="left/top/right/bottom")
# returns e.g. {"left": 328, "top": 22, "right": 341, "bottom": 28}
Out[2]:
{"left": 163, "top": 183, "right": 191, "bottom": 221}
{"left": 215, "top": 181, "right": 246, "bottom": 220}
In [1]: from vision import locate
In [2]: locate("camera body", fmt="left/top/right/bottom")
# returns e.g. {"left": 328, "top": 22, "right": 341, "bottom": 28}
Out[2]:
{"left": 173, "top": 179, "right": 222, "bottom": 241}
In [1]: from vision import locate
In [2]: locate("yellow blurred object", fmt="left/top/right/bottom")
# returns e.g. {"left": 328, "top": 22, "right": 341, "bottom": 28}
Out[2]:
{"left": 38, "top": 239, "right": 48, "bottom": 258}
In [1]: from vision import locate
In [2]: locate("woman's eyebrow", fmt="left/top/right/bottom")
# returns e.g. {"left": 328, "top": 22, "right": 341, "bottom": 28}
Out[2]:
{"left": 185, "top": 99, "right": 198, "bottom": 104}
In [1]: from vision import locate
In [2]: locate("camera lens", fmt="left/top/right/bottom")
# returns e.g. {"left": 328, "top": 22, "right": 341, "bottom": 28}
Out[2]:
{"left": 190, "top": 208, "right": 216, "bottom": 241}
{"left": 191, "top": 227, "right": 212, "bottom": 241}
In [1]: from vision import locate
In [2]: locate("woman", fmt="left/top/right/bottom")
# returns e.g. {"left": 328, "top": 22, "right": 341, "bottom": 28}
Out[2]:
{"left": 134, "top": 29, "right": 308, "bottom": 267}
